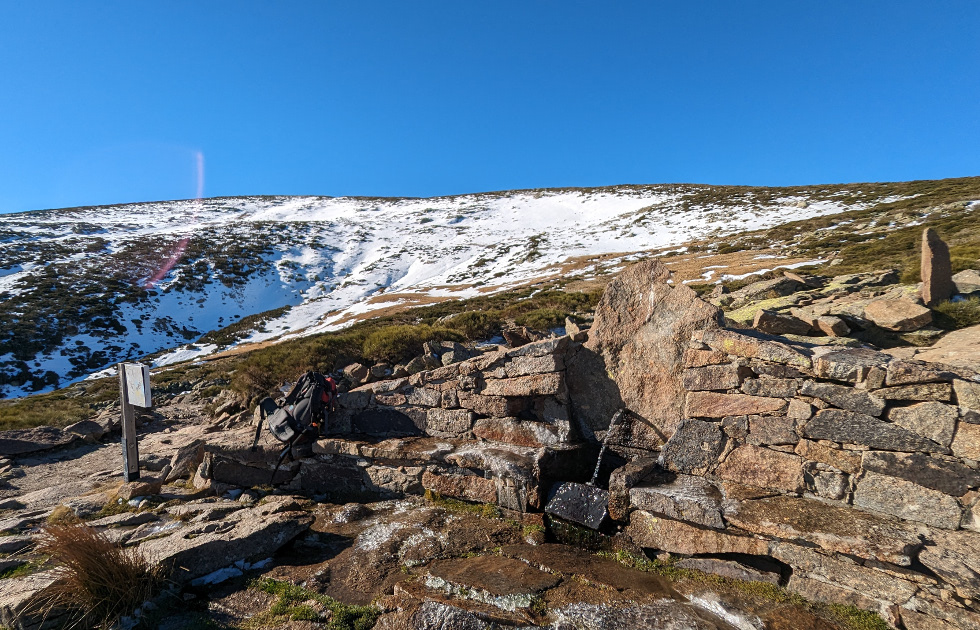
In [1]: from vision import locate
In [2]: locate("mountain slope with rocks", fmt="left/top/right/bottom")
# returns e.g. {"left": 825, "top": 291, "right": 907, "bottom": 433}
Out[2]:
{"left": 5, "top": 177, "right": 978, "bottom": 398}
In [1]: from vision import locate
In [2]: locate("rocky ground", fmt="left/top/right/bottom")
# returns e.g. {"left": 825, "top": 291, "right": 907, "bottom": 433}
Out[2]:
{"left": 0, "top": 393, "right": 863, "bottom": 630}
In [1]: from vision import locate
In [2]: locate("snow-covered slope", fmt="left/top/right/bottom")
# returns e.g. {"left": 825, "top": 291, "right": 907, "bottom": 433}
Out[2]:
{"left": 0, "top": 184, "right": 909, "bottom": 397}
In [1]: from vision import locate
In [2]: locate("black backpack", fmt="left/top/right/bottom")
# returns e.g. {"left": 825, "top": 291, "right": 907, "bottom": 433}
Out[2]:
{"left": 250, "top": 371, "right": 336, "bottom": 482}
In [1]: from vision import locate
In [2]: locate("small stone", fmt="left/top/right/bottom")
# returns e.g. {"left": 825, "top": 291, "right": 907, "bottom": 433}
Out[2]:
{"left": 861, "top": 451, "right": 980, "bottom": 497}
{"left": 425, "top": 408, "right": 474, "bottom": 436}
{"left": 697, "top": 329, "right": 812, "bottom": 370}
{"left": 800, "top": 380, "right": 886, "bottom": 417}
{"left": 660, "top": 419, "right": 724, "bottom": 475}
{"left": 886, "top": 360, "right": 957, "bottom": 386}
{"left": 863, "top": 298, "right": 933, "bottom": 332}
{"left": 953, "top": 269, "right": 980, "bottom": 295}
{"left": 787, "top": 399, "right": 813, "bottom": 422}
{"left": 747, "top": 415, "right": 799, "bottom": 446}
{"left": 811, "top": 348, "right": 890, "bottom": 384}
{"left": 804, "top": 409, "right": 950, "bottom": 454}
{"left": 741, "top": 377, "right": 799, "bottom": 398}
{"left": 682, "top": 348, "right": 731, "bottom": 368}
{"left": 877, "top": 382, "right": 953, "bottom": 402}
{"left": 853, "top": 471, "right": 963, "bottom": 529}
{"left": 343, "top": 362, "right": 369, "bottom": 384}
{"left": 684, "top": 392, "right": 787, "bottom": 418}
{"left": 753, "top": 309, "right": 813, "bottom": 336}
{"left": 815, "top": 315, "right": 850, "bottom": 337}
{"left": 715, "top": 445, "right": 804, "bottom": 493}
{"left": 681, "top": 364, "right": 745, "bottom": 391}
{"left": 809, "top": 469, "right": 848, "bottom": 500}
{"left": 952, "top": 423, "right": 980, "bottom": 460}
{"left": 629, "top": 474, "right": 725, "bottom": 529}
{"left": 888, "top": 402, "right": 958, "bottom": 448}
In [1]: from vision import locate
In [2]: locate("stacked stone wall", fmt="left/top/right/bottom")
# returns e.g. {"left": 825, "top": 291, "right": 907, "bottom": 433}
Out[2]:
{"left": 621, "top": 327, "right": 980, "bottom": 629}
{"left": 217, "top": 337, "right": 591, "bottom": 514}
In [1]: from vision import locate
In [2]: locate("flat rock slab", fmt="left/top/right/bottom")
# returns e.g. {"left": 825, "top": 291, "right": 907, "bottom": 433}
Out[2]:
{"left": 0, "top": 571, "right": 63, "bottom": 630}
{"left": 913, "top": 324, "right": 980, "bottom": 370}
{"left": 138, "top": 496, "right": 313, "bottom": 583}
{"left": 629, "top": 475, "right": 725, "bottom": 529}
{"left": 0, "top": 427, "right": 77, "bottom": 457}
{"left": 426, "top": 555, "right": 561, "bottom": 597}
{"left": 723, "top": 494, "right": 922, "bottom": 565}
{"left": 499, "top": 543, "right": 674, "bottom": 597}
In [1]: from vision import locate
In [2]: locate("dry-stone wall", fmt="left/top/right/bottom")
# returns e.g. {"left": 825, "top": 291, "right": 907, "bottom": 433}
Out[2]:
{"left": 620, "top": 326, "right": 980, "bottom": 629}
{"left": 215, "top": 337, "right": 592, "bottom": 514}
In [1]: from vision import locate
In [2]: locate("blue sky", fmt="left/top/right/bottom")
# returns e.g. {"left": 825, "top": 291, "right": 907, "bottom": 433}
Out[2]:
{"left": 1, "top": 1, "right": 978, "bottom": 213}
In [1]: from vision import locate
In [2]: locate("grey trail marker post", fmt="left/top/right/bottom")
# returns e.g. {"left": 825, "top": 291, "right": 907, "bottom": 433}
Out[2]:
{"left": 119, "top": 363, "right": 152, "bottom": 482}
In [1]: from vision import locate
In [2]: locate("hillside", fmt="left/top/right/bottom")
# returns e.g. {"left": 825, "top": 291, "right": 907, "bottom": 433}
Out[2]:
{"left": 2, "top": 177, "right": 980, "bottom": 398}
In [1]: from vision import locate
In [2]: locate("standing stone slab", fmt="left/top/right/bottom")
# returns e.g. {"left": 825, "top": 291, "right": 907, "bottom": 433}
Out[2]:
{"left": 921, "top": 227, "right": 955, "bottom": 307}
{"left": 715, "top": 445, "right": 803, "bottom": 493}
{"left": 861, "top": 451, "right": 980, "bottom": 496}
{"left": 954, "top": 379, "right": 980, "bottom": 411}
{"left": 888, "top": 402, "right": 958, "bottom": 448}
{"left": 804, "top": 409, "right": 950, "bottom": 454}
{"left": 799, "top": 380, "right": 885, "bottom": 417}
{"left": 854, "top": 471, "right": 963, "bottom": 529}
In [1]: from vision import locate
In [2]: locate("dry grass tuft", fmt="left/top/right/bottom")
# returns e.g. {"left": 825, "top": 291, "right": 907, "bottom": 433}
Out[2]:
{"left": 34, "top": 523, "right": 162, "bottom": 629}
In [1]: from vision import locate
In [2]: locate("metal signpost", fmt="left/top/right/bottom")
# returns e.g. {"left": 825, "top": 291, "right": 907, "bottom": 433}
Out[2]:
{"left": 119, "top": 363, "right": 152, "bottom": 482}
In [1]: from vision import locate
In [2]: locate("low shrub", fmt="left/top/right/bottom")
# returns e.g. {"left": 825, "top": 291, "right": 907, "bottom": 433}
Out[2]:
{"left": 933, "top": 297, "right": 980, "bottom": 330}
{"left": 445, "top": 311, "right": 502, "bottom": 339}
{"left": 514, "top": 308, "right": 568, "bottom": 331}
{"left": 362, "top": 325, "right": 462, "bottom": 364}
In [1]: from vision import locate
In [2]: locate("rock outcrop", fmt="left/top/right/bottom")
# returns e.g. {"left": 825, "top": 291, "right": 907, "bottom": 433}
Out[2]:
{"left": 569, "top": 259, "right": 723, "bottom": 448}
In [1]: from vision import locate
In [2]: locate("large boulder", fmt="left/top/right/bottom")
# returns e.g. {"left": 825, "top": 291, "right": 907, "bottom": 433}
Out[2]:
{"left": 567, "top": 260, "right": 723, "bottom": 449}
{"left": 921, "top": 228, "right": 955, "bottom": 307}
{"left": 953, "top": 269, "right": 980, "bottom": 295}
{"left": 863, "top": 298, "right": 932, "bottom": 332}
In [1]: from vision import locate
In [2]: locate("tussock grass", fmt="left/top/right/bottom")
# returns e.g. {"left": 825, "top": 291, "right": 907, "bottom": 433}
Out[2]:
{"left": 34, "top": 523, "right": 161, "bottom": 629}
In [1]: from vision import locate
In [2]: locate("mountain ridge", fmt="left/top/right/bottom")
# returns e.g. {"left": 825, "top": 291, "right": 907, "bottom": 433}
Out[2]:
{"left": 2, "top": 176, "right": 979, "bottom": 398}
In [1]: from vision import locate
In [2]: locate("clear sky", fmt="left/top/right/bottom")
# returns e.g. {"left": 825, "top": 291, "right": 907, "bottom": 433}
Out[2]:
{"left": 1, "top": 1, "right": 978, "bottom": 213}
